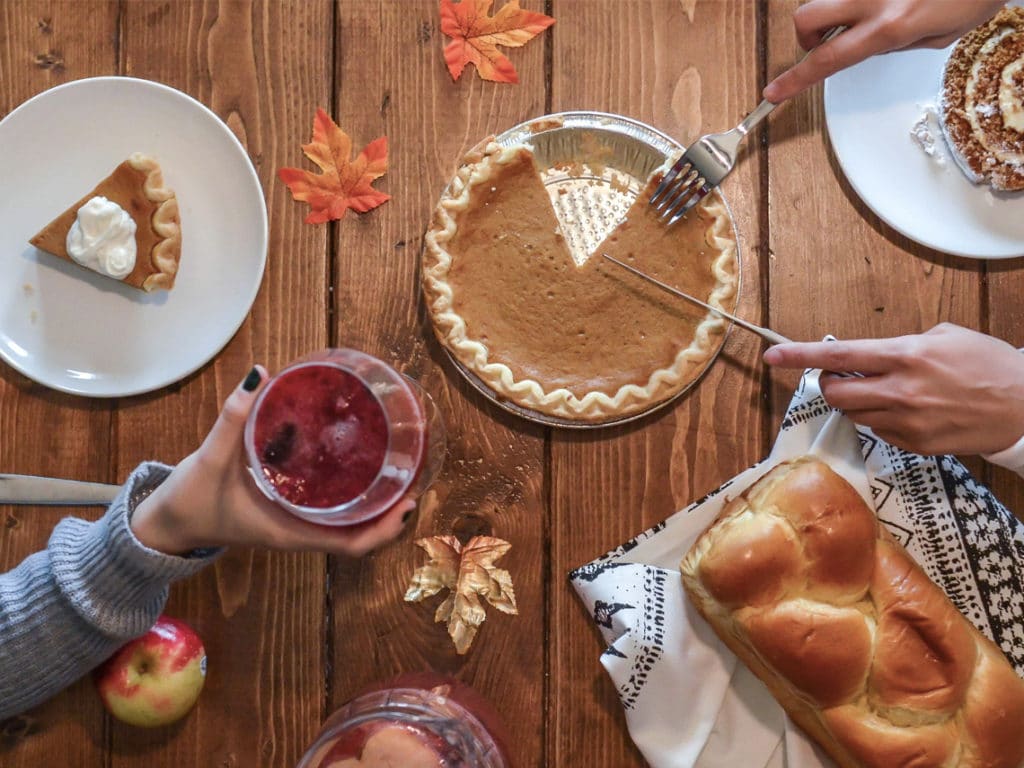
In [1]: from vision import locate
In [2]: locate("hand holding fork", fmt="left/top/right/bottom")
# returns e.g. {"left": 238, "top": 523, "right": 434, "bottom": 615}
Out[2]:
{"left": 649, "top": 26, "right": 844, "bottom": 226}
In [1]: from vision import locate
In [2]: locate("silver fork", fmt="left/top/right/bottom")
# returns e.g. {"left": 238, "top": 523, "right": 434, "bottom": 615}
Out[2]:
{"left": 650, "top": 26, "right": 845, "bottom": 225}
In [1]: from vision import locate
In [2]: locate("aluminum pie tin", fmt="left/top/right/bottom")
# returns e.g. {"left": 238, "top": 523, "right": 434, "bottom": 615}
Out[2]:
{"left": 431, "top": 111, "right": 742, "bottom": 430}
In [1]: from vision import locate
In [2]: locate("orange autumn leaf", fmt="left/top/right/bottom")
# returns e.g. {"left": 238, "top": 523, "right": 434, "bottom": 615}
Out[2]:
{"left": 440, "top": 0, "right": 555, "bottom": 84}
{"left": 278, "top": 108, "right": 390, "bottom": 224}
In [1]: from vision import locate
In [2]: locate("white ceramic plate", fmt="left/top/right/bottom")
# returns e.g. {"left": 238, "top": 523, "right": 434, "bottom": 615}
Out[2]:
{"left": 0, "top": 77, "right": 267, "bottom": 396}
{"left": 824, "top": 47, "right": 1024, "bottom": 259}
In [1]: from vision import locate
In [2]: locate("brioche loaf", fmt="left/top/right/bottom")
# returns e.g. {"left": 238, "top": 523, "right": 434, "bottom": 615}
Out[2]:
{"left": 680, "top": 456, "right": 1024, "bottom": 768}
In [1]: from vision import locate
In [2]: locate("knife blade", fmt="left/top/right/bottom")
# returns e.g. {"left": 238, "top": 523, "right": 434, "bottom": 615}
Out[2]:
{"left": 601, "top": 253, "right": 793, "bottom": 346}
{"left": 0, "top": 474, "right": 121, "bottom": 505}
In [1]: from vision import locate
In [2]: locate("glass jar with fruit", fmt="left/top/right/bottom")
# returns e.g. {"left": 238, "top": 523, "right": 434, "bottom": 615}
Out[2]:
{"left": 298, "top": 675, "right": 510, "bottom": 768}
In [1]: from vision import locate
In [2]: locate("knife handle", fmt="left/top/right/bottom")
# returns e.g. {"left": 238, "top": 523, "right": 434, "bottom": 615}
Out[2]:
{"left": 0, "top": 474, "right": 121, "bottom": 506}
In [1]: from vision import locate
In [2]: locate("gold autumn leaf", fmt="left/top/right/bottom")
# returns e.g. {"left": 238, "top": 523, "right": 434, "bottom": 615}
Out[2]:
{"left": 404, "top": 535, "right": 517, "bottom": 654}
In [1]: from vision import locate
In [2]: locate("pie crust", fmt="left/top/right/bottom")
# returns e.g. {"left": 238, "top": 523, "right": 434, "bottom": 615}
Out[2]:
{"left": 29, "top": 153, "right": 182, "bottom": 291}
{"left": 423, "top": 141, "right": 738, "bottom": 422}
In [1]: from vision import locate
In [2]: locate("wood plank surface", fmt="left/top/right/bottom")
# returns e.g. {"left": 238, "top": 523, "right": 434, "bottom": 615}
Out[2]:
{"left": 0, "top": 3, "right": 118, "bottom": 767}
{"left": 107, "top": 2, "right": 333, "bottom": 766}
{"left": 326, "top": 3, "right": 547, "bottom": 767}
{"left": 3, "top": 2, "right": 1024, "bottom": 768}
{"left": 547, "top": 2, "right": 766, "bottom": 766}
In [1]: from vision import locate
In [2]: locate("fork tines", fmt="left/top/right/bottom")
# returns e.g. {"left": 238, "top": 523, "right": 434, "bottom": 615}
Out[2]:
{"left": 649, "top": 160, "right": 711, "bottom": 226}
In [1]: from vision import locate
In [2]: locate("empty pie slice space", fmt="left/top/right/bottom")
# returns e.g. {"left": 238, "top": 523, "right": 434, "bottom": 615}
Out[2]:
{"left": 423, "top": 138, "right": 739, "bottom": 423}
{"left": 29, "top": 152, "right": 181, "bottom": 291}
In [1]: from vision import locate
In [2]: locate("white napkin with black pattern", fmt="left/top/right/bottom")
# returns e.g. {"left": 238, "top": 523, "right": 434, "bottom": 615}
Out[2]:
{"left": 570, "top": 368, "right": 1024, "bottom": 768}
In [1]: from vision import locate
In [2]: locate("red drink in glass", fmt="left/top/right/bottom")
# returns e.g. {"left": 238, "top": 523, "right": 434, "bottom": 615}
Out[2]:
{"left": 244, "top": 349, "right": 444, "bottom": 526}
{"left": 297, "top": 675, "right": 510, "bottom": 768}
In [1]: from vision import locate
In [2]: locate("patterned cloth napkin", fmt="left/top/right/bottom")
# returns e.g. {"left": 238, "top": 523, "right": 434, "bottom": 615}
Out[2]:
{"left": 570, "top": 368, "right": 1024, "bottom": 768}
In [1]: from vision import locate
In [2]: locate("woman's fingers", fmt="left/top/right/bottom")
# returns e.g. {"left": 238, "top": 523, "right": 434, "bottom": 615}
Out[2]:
{"left": 818, "top": 373, "right": 903, "bottom": 411}
{"left": 275, "top": 496, "right": 417, "bottom": 557}
{"left": 200, "top": 366, "right": 267, "bottom": 462}
{"left": 332, "top": 498, "right": 416, "bottom": 557}
{"left": 763, "top": 339, "right": 907, "bottom": 375}
{"left": 763, "top": 0, "right": 1005, "bottom": 102}
{"left": 764, "top": 21, "right": 876, "bottom": 102}
{"left": 900, "top": 32, "right": 960, "bottom": 51}
{"left": 792, "top": 0, "right": 858, "bottom": 50}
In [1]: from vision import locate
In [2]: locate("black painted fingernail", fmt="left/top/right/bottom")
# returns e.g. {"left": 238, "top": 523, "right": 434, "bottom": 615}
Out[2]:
{"left": 242, "top": 367, "right": 261, "bottom": 392}
{"left": 402, "top": 508, "right": 415, "bottom": 524}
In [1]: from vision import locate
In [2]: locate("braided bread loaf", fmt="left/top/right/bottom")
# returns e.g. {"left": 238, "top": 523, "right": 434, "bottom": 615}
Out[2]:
{"left": 940, "top": 6, "right": 1024, "bottom": 191}
{"left": 681, "top": 456, "right": 1024, "bottom": 768}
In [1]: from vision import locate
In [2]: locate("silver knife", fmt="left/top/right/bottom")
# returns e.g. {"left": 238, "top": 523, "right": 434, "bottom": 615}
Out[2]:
{"left": 601, "top": 253, "right": 793, "bottom": 345}
{"left": 0, "top": 474, "right": 120, "bottom": 505}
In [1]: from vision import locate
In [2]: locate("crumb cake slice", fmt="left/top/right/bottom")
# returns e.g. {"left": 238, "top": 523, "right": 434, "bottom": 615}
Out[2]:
{"left": 30, "top": 153, "right": 181, "bottom": 291}
{"left": 423, "top": 142, "right": 738, "bottom": 422}
{"left": 941, "top": 7, "right": 1024, "bottom": 191}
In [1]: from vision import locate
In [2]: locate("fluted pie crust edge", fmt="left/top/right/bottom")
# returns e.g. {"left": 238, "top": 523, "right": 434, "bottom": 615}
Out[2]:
{"left": 129, "top": 153, "right": 182, "bottom": 292}
{"left": 423, "top": 142, "right": 738, "bottom": 422}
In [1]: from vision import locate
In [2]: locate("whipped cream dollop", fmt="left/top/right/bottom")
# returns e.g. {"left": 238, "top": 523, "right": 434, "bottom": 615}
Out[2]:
{"left": 65, "top": 196, "right": 137, "bottom": 279}
{"left": 910, "top": 104, "right": 947, "bottom": 166}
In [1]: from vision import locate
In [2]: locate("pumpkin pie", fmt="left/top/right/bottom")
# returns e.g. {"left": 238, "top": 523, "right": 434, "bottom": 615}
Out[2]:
{"left": 30, "top": 153, "right": 182, "bottom": 291}
{"left": 423, "top": 142, "right": 738, "bottom": 422}
{"left": 940, "top": 6, "right": 1024, "bottom": 191}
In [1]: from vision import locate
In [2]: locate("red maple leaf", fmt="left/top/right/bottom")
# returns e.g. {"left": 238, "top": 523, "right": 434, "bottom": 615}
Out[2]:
{"left": 440, "top": 0, "right": 555, "bottom": 84}
{"left": 278, "top": 108, "right": 390, "bottom": 224}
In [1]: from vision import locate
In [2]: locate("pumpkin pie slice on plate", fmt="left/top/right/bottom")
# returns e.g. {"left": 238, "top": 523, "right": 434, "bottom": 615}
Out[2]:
{"left": 30, "top": 152, "right": 182, "bottom": 291}
{"left": 423, "top": 142, "right": 738, "bottom": 423}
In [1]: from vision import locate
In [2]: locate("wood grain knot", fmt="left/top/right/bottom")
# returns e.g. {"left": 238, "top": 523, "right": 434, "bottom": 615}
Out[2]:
{"left": 452, "top": 512, "right": 493, "bottom": 541}
{"left": 33, "top": 51, "right": 64, "bottom": 73}
{"left": 145, "top": 3, "right": 172, "bottom": 26}
{"left": 417, "top": 21, "right": 433, "bottom": 44}
{"left": 36, "top": 17, "right": 52, "bottom": 34}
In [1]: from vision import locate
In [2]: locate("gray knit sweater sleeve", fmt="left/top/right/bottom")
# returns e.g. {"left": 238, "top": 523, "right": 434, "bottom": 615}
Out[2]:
{"left": 0, "top": 462, "right": 222, "bottom": 719}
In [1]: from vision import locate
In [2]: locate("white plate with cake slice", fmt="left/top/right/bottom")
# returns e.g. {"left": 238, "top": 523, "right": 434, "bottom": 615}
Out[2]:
{"left": 0, "top": 76, "right": 267, "bottom": 396}
{"left": 824, "top": 35, "right": 1024, "bottom": 260}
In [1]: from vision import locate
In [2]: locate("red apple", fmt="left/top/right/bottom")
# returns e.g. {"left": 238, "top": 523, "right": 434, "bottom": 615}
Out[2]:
{"left": 94, "top": 615, "right": 206, "bottom": 727}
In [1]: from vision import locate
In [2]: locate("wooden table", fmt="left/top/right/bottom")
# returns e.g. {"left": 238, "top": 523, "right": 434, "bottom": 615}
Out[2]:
{"left": 2, "top": 1, "right": 1022, "bottom": 766}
